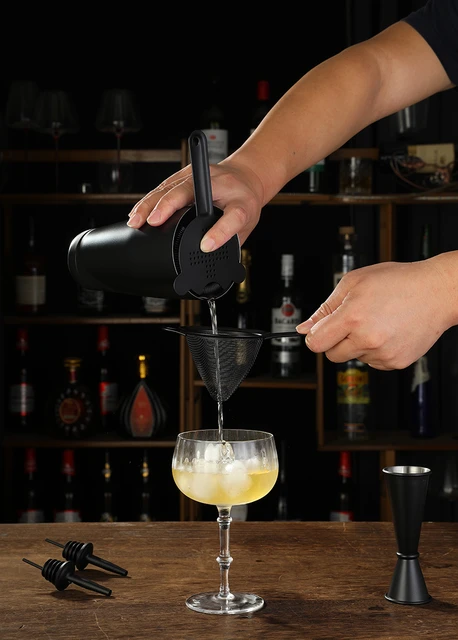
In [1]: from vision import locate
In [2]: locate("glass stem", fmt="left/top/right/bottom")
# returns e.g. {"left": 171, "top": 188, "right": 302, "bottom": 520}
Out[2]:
{"left": 216, "top": 506, "right": 233, "bottom": 599}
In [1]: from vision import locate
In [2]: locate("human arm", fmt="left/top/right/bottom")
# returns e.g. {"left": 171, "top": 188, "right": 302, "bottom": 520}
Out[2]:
{"left": 127, "top": 19, "right": 453, "bottom": 252}
{"left": 297, "top": 251, "right": 458, "bottom": 371}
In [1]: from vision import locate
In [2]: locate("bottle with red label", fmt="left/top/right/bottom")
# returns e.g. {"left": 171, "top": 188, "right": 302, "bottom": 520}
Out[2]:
{"left": 18, "top": 447, "right": 45, "bottom": 523}
{"left": 53, "top": 357, "right": 94, "bottom": 439}
{"left": 8, "top": 327, "right": 36, "bottom": 431}
{"left": 270, "top": 254, "right": 303, "bottom": 378}
{"left": 96, "top": 325, "right": 119, "bottom": 434}
{"left": 119, "top": 354, "right": 167, "bottom": 439}
{"left": 329, "top": 451, "right": 354, "bottom": 522}
{"left": 250, "top": 79, "right": 272, "bottom": 136}
{"left": 54, "top": 449, "right": 81, "bottom": 522}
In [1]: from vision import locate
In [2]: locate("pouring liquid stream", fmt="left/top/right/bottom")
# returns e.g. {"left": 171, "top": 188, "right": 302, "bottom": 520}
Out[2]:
{"left": 208, "top": 298, "right": 224, "bottom": 444}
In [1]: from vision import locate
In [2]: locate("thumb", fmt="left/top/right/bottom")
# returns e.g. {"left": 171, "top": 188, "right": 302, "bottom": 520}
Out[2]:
{"left": 296, "top": 281, "right": 349, "bottom": 334}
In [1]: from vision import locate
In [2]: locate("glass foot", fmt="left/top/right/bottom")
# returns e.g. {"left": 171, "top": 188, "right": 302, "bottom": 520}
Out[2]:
{"left": 186, "top": 592, "right": 264, "bottom": 615}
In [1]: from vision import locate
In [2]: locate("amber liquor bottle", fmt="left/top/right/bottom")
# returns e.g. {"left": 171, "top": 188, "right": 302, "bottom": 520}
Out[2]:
{"left": 53, "top": 357, "right": 94, "bottom": 439}
{"left": 329, "top": 451, "right": 354, "bottom": 522}
{"left": 15, "top": 215, "right": 46, "bottom": 315}
{"left": 54, "top": 449, "right": 81, "bottom": 522}
{"left": 100, "top": 451, "right": 116, "bottom": 522}
{"left": 270, "top": 254, "right": 303, "bottom": 378}
{"left": 119, "top": 355, "right": 167, "bottom": 439}
{"left": 96, "top": 325, "right": 119, "bottom": 434}
{"left": 8, "top": 327, "right": 36, "bottom": 431}
{"left": 18, "top": 448, "right": 45, "bottom": 523}
{"left": 235, "top": 248, "right": 256, "bottom": 330}
{"left": 337, "top": 359, "right": 370, "bottom": 441}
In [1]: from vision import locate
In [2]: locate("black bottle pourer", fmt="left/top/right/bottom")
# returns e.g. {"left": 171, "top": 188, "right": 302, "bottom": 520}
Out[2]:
{"left": 22, "top": 558, "right": 112, "bottom": 596}
{"left": 45, "top": 538, "right": 128, "bottom": 576}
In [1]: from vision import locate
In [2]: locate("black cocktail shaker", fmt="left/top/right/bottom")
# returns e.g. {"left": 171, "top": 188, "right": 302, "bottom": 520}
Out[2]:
{"left": 68, "top": 130, "right": 245, "bottom": 301}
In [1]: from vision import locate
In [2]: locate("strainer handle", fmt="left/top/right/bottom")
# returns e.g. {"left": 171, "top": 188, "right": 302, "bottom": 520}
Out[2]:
{"left": 262, "top": 331, "right": 301, "bottom": 339}
{"left": 189, "top": 130, "right": 213, "bottom": 218}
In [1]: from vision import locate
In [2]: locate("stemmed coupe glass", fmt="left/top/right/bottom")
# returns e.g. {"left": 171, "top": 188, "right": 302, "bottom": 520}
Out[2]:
{"left": 172, "top": 428, "right": 278, "bottom": 615}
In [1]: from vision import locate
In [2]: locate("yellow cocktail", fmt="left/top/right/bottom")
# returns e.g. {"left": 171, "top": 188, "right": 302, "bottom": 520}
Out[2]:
{"left": 172, "top": 429, "right": 278, "bottom": 615}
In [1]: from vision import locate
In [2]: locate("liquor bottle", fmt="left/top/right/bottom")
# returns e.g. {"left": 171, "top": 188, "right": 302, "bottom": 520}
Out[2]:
{"left": 329, "top": 451, "right": 354, "bottom": 522}
{"left": 15, "top": 214, "right": 46, "bottom": 315}
{"left": 275, "top": 440, "right": 289, "bottom": 520}
{"left": 333, "top": 225, "right": 357, "bottom": 289}
{"left": 271, "top": 254, "right": 303, "bottom": 378}
{"left": 249, "top": 79, "right": 271, "bottom": 135}
{"left": 139, "top": 450, "right": 154, "bottom": 522}
{"left": 8, "top": 327, "right": 35, "bottom": 431}
{"left": 53, "top": 357, "right": 94, "bottom": 439}
{"left": 336, "top": 359, "right": 370, "bottom": 440}
{"left": 411, "top": 223, "right": 434, "bottom": 438}
{"left": 76, "top": 217, "right": 107, "bottom": 314}
{"left": 18, "top": 448, "right": 45, "bottom": 523}
{"left": 54, "top": 449, "right": 81, "bottom": 522}
{"left": 96, "top": 325, "right": 119, "bottom": 434}
{"left": 200, "top": 75, "right": 228, "bottom": 164}
{"left": 303, "top": 159, "right": 326, "bottom": 193}
{"left": 100, "top": 451, "right": 116, "bottom": 522}
{"left": 234, "top": 248, "right": 256, "bottom": 330}
{"left": 141, "top": 296, "right": 170, "bottom": 316}
{"left": 119, "top": 354, "right": 167, "bottom": 439}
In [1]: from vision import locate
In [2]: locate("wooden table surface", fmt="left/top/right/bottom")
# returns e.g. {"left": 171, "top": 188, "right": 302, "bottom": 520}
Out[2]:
{"left": 1, "top": 521, "right": 458, "bottom": 640}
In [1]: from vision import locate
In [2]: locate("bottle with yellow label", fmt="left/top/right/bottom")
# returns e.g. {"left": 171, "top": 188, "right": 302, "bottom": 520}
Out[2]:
{"left": 336, "top": 358, "right": 371, "bottom": 440}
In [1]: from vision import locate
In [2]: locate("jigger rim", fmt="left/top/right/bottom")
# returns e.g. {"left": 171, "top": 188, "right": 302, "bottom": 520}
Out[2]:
{"left": 383, "top": 465, "right": 431, "bottom": 476}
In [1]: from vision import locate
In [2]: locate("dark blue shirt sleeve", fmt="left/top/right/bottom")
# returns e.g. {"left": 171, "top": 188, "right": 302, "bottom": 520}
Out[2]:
{"left": 402, "top": 0, "right": 458, "bottom": 85}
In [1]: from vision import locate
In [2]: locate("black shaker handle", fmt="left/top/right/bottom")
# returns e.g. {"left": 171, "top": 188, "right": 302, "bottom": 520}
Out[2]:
{"left": 188, "top": 130, "right": 213, "bottom": 217}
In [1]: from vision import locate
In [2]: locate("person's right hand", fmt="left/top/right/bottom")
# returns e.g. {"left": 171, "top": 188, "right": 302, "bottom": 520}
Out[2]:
{"left": 127, "top": 158, "right": 265, "bottom": 253}
{"left": 296, "top": 254, "right": 458, "bottom": 371}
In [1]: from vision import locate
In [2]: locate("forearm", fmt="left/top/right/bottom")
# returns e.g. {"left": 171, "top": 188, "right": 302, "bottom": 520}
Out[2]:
{"left": 225, "top": 21, "right": 453, "bottom": 207}
{"left": 429, "top": 250, "right": 458, "bottom": 331}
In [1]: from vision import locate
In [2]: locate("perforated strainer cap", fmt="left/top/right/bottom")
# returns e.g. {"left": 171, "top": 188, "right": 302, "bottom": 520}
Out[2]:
{"left": 164, "top": 326, "right": 299, "bottom": 401}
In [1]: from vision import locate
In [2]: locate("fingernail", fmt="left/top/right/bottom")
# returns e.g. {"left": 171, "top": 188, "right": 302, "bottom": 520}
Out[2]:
{"left": 127, "top": 213, "right": 141, "bottom": 227}
{"left": 147, "top": 209, "right": 161, "bottom": 225}
{"left": 128, "top": 208, "right": 135, "bottom": 218}
{"left": 296, "top": 319, "right": 314, "bottom": 332}
{"left": 200, "top": 236, "right": 215, "bottom": 253}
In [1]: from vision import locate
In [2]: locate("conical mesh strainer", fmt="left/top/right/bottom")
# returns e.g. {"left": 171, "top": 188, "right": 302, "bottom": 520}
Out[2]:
{"left": 164, "top": 326, "right": 299, "bottom": 401}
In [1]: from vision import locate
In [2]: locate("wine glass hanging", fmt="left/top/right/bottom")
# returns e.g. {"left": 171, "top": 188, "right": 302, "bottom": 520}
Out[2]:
{"left": 33, "top": 89, "right": 79, "bottom": 192}
{"left": 95, "top": 88, "right": 142, "bottom": 193}
{"left": 5, "top": 80, "right": 40, "bottom": 191}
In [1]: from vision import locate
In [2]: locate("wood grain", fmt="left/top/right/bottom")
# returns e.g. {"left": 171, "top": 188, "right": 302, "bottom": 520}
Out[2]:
{"left": 1, "top": 521, "right": 457, "bottom": 640}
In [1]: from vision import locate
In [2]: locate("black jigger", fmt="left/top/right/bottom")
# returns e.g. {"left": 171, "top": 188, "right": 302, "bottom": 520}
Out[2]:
{"left": 383, "top": 465, "right": 432, "bottom": 605}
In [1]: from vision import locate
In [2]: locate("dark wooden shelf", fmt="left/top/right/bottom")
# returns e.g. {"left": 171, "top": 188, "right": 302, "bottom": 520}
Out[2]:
{"left": 193, "top": 373, "right": 318, "bottom": 390}
{"left": 2, "top": 191, "right": 458, "bottom": 206}
{"left": 2, "top": 432, "right": 178, "bottom": 449}
{"left": 1, "top": 148, "right": 183, "bottom": 164}
{"left": 3, "top": 314, "right": 181, "bottom": 325}
{"left": 320, "top": 429, "right": 458, "bottom": 451}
